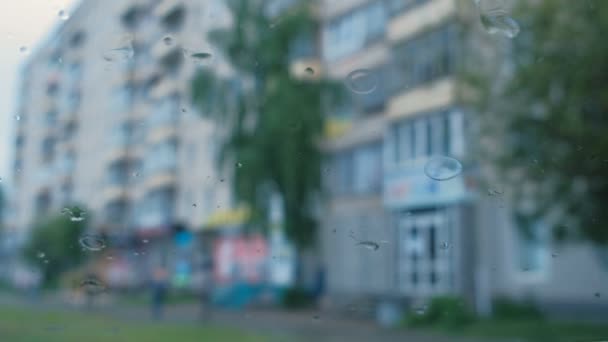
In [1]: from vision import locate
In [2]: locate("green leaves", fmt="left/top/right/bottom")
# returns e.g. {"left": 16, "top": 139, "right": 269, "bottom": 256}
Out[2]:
{"left": 471, "top": 0, "right": 608, "bottom": 245}
{"left": 191, "top": 0, "right": 337, "bottom": 247}
{"left": 23, "top": 211, "right": 88, "bottom": 286}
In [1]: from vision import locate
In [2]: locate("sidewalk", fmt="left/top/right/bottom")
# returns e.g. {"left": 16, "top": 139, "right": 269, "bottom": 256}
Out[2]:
{"left": 0, "top": 293, "right": 510, "bottom": 342}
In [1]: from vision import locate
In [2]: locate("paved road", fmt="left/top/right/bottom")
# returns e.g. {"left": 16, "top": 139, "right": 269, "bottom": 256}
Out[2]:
{"left": 0, "top": 293, "right": 511, "bottom": 342}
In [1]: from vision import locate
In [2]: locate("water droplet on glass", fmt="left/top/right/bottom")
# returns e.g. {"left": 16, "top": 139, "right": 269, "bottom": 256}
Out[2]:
{"left": 37, "top": 251, "right": 46, "bottom": 259}
{"left": 58, "top": 10, "right": 69, "bottom": 20}
{"left": 595, "top": 292, "right": 601, "bottom": 298}
{"left": 305, "top": 67, "right": 314, "bottom": 75}
{"left": 181, "top": 108, "right": 187, "bottom": 113}
{"left": 106, "top": 256, "right": 114, "bottom": 260}
{"left": 356, "top": 241, "right": 380, "bottom": 251}
{"left": 162, "top": 36, "right": 173, "bottom": 45}
{"left": 440, "top": 242, "right": 450, "bottom": 250}
{"left": 132, "top": 171, "right": 140, "bottom": 178}
{"left": 79, "top": 234, "right": 106, "bottom": 251}
{"left": 102, "top": 42, "right": 134, "bottom": 62}
{"left": 14, "top": 115, "right": 21, "bottom": 121}
{"left": 142, "top": 239, "right": 149, "bottom": 244}
{"left": 424, "top": 156, "right": 463, "bottom": 181}
{"left": 345, "top": 69, "right": 378, "bottom": 94}
{"left": 43, "top": 259, "right": 49, "bottom": 264}
{"left": 61, "top": 207, "right": 86, "bottom": 222}
{"left": 80, "top": 277, "right": 107, "bottom": 294}
{"left": 19, "top": 46, "right": 29, "bottom": 55}
{"left": 192, "top": 203, "right": 197, "bottom": 207}
{"left": 480, "top": 10, "right": 520, "bottom": 39}
{"left": 236, "top": 162, "right": 243, "bottom": 168}
{"left": 189, "top": 51, "right": 213, "bottom": 63}
{"left": 220, "top": 178, "right": 225, "bottom": 182}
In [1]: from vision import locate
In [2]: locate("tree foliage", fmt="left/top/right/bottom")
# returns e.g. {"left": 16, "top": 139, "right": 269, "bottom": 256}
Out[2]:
{"left": 191, "top": 0, "right": 342, "bottom": 247}
{"left": 470, "top": 0, "right": 608, "bottom": 244}
{"left": 23, "top": 213, "right": 88, "bottom": 286}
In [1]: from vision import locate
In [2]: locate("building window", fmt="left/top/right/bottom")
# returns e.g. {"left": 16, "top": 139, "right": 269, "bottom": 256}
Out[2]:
{"left": 322, "top": 1, "right": 387, "bottom": 61}
{"left": 385, "top": 0, "right": 429, "bottom": 16}
{"left": 105, "top": 200, "right": 129, "bottom": 223}
{"left": 391, "top": 109, "right": 465, "bottom": 164}
{"left": 144, "top": 140, "right": 178, "bottom": 176}
{"left": 391, "top": 24, "right": 458, "bottom": 93}
{"left": 135, "top": 187, "right": 175, "bottom": 227}
{"left": 107, "top": 160, "right": 129, "bottom": 187}
{"left": 35, "top": 191, "right": 52, "bottom": 215}
{"left": 41, "top": 137, "right": 56, "bottom": 164}
{"left": 515, "top": 216, "right": 549, "bottom": 274}
{"left": 330, "top": 142, "right": 382, "bottom": 195}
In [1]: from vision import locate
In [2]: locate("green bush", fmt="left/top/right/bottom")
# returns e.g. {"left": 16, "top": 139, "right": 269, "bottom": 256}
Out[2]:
{"left": 493, "top": 297, "right": 544, "bottom": 320}
{"left": 406, "top": 296, "right": 474, "bottom": 329}
{"left": 280, "top": 287, "right": 314, "bottom": 309}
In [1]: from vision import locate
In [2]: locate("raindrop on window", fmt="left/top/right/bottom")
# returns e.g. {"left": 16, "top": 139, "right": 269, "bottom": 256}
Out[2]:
{"left": 162, "top": 35, "right": 173, "bottom": 46}
{"left": 480, "top": 10, "right": 520, "bottom": 39}
{"left": 181, "top": 108, "right": 187, "bottom": 113}
{"left": 78, "top": 234, "right": 106, "bottom": 251}
{"left": 594, "top": 292, "right": 601, "bottom": 298}
{"left": 424, "top": 156, "right": 463, "bottom": 181}
{"left": 220, "top": 178, "right": 225, "bottom": 182}
{"left": 80, "top": 277, "right": 107, "bottom": 294}
{"left": 192, "top": 203, "right": 197, "bottom": 207}
{"left": 188, "top": 51, "right": 213, "bottom": 64}
{"left": 102, "top": 42, "right": 134, "bottom": 62}
{"left": 357, "top": 241, "right": 380, "bottom": 251}
{"left": 236, "top": 162, "right": 243, "bottom": 168}
{"left": 19, "top": 46, "right": 29, "bottom": 55}
{"left": 61, "top": 207, "right": 86, "bottom": 222}
{"left": 440, "top": 242, "right": 450, "bottom": 250}
{"left": 142, "top": 239, "right": 149, "bottom": 244}
{"left": 14, "top": 115, "right": 21, "bottom": 121}
{"left": 37, "top": 251, "right": 45, "bottom": 259}
{"left": 58, "top": 9, "right": 69, "bottom": 20}
{"left": 345, "top": 69, "right": 378, "bottom": 94}
{"left": 305, "top": 67, "right": 314, "bottom": 75}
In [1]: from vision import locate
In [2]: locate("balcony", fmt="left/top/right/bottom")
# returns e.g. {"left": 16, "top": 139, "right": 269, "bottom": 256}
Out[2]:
{"left": 383, "top": 157, "right": 471, "bottom": 210}
{"left": 387, "top": 78, "right": 455, "bottom": 121}
{"left": 388, "top": 0, "right": 455, "bottom": 43}
{"left": 102, "top": 185, "right": 128, "bottom": 203}
{"left": 144, "top": 171, "right": 177, "bottom": 191}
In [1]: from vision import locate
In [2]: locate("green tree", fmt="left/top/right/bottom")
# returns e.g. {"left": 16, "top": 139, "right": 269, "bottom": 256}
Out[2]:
{"left": 23, "top": 212, "right": 88, "bottom": 286}
{"left": 468, "top": 0, "right": 608, "bottom": 244}
{"left": 191, "top": 0, "right": 341, "bottom": 248}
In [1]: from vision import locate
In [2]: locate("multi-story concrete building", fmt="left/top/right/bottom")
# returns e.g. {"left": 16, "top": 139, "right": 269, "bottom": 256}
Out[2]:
{"left": 318, "top": 0, "right": 608, "bottom": 319}
{"left": 11, "top": 0, "right": 235, "bottom": 260}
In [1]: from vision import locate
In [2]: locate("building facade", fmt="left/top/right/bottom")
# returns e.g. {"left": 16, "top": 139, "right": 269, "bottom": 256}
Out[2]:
{"left": 318, "top": 0, "right": 608, "bottom": 319}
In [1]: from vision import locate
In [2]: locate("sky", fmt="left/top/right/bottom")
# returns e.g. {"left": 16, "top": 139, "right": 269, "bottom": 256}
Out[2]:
{"left": 0, "top": 0, "right": 78, "bottom": 187}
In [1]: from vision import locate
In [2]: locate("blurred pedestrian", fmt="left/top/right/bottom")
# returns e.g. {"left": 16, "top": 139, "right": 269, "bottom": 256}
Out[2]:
{"left": 150, "top": 265, "right": 169, "bottom": 319}
{"left": 199, "top": 258, "right": 214, "bottom": 319}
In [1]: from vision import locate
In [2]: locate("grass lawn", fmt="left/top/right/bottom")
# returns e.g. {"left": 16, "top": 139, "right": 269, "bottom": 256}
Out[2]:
{"left": 0, "top": 305, "right": 269, "bottom": 342}
{"left": 424, "top": 319, "right": 608, "bottom": 342}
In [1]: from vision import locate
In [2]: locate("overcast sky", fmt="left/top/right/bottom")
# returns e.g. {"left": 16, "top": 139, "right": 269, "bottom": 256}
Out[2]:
{"left": 0, "top": 0, "right": 78, "bottom": 187}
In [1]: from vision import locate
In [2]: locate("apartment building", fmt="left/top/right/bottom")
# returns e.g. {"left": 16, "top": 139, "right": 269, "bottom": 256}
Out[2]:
{"left": 318, "top": 0, "right": 608, "bottom": 318}
{"left": 11, "top": 0, "right": 235, "bottom": 260}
